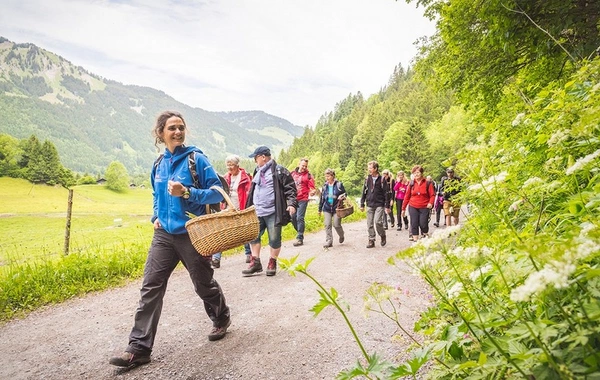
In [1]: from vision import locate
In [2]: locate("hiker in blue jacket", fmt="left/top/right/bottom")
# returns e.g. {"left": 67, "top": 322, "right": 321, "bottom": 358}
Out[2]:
{"left": 318, "top": 168, "right": 347, "bottom": 248}
{"left": 110, "top": 110, "right": 231, "bottom": 369}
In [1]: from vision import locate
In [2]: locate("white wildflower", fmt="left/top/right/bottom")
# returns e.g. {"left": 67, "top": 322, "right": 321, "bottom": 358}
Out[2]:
{"left": 579, "top": 222, "right": 596, "bottom": 237}
{"left": 410, "top": 251, "right": 444, "bottom": 270}
{"left": 509, "top": 199, "right": 524, "bottom": 212}
{"left": 468, "top": 171, "right": 508, "bottom": 193}
{"left": 469, "top": 264, "right": 492, "bottom": 281}
{"left": 480, "top": 247, "right": 493, "bottom": 257}
{"left": 566, "top": 149, "right": 600, "bottom": 175}
{"left": 450, "top": 246, "right": 483, "bottom": 260}
{"left": 523, "top": 177, "right": 544, "bottom": 188}
{"left": 488, "top": 132, "right": 499, "bottom": 147}
{"left": 518, "top": 145, "right": 528, "bottom": 155}
{"left": 512, "top": 113, "right": 526, "bottom": 127}
{"left": 547, "top": 129, "right": 569, "bottom": 147}
{"left": 510, "top": 261, "right": 576, "bottom": 302}
{"left": 447, "top": 282, "right": 463, "bottom": 299}
{"left": 425, "top": 225, "right": 461, "bottom": 245}
{"left": 544, "top": 156, "right": 563, "bottom": 169}
{"left": 547, "top": 180, "right": 562, "bottom": 191}
{"left": 423, "top": 252, "right": 444, "bottom": 268}
{"left": 574, "top": 239, "right": 599, "bottom": 261}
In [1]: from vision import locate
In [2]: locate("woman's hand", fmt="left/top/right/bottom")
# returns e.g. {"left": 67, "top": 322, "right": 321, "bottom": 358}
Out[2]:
{"left": 168, "top": 180, "right": 187, "bottom": 197}
{"left": 153, "top": 219, "right": 162, "bottom": 229}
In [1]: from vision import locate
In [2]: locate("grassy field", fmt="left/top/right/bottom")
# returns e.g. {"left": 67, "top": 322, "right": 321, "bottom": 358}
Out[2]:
{"left": 0, "top": 177, "right": 154, "bottom": 264}
{"left": 0, "top": 177, "right": 365, "bottom": 321}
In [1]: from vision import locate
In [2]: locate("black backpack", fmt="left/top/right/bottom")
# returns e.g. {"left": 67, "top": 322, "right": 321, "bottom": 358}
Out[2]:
{"left": 409, "top": 179, "right": 433, "bottom": 198}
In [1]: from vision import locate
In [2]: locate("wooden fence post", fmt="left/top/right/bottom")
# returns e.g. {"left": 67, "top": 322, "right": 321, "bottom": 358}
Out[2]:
{"left": 64, "top": 188, "right": 73, "bottom": 256}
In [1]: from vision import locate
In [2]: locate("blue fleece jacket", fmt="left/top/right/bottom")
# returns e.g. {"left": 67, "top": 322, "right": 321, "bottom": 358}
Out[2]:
{"left": 151, "top": 145, "right": 223, "bottom": 234}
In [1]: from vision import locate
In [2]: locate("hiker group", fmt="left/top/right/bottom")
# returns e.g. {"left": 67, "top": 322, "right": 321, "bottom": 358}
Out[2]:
{"left": 109, "top": 110, "right": 462, "bottom": 369}
{"left": 360, "top": 161, "right": 462, "bottom": 247}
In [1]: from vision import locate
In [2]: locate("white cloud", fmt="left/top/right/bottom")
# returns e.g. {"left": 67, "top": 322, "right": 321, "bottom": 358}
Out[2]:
{"left": 1, "top": 0, "right": 435, "bottom": 126}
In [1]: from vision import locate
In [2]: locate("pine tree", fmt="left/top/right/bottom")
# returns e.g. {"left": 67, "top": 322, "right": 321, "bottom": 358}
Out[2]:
{"left": 399, "top": 121, "right": 430, "bottom": 171}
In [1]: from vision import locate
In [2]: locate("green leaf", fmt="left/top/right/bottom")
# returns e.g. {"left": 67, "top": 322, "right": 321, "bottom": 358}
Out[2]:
{"left": 478, "top": 351, "right": 487, "bottom": 365}
{"left": 448, "top": 341, "right": 464, "bottom": 360}
{"left": 310, "top": 289, "right": 333, "bottom": 316}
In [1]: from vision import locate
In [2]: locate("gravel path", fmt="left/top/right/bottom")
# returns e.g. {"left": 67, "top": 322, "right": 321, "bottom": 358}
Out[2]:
{"left": 0, "top": 220, "right": 433, "bottom": 379}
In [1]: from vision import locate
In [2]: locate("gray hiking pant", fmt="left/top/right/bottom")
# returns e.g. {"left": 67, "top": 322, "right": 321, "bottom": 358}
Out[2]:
{"left": 127, "top": 228, "right": 230, "bottom": 355}
{"left": 366, "top": 206, "right": 386, "bottom": 241}
{"left": 324, "top": 211, "right": 344, "bottom": 246}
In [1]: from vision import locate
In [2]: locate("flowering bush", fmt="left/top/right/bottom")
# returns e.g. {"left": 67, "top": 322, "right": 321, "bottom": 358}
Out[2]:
{"left": 392, "top": 59, "right": 600, "bottom": 378}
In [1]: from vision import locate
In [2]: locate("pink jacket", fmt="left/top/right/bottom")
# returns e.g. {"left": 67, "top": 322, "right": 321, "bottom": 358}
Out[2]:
{"left": 394, "top": 180, "right": 409, "bottom": 200}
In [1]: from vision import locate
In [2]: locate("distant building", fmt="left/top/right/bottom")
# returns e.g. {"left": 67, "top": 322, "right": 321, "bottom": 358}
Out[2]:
{"left": 96, "top": 178, "right": 106, "bottom": 185}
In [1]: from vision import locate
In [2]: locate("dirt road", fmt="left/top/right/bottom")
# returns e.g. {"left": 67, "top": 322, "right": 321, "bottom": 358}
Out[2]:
{"left": 0, "top": 220, "right": 432, "bottom": 379}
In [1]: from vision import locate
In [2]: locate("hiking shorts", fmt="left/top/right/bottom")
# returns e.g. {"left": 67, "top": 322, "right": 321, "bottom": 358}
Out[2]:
{"left": 443, "top": 200, "right": 460, "bottom": 217}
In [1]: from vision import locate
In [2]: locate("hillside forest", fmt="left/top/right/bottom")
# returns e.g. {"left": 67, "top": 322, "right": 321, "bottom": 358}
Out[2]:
{"left": 1, "top": 0, "right": 600, "bottom": 378}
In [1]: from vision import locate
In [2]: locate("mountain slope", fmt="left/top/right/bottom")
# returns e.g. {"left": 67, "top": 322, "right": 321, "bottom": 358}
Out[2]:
{"left": 0, "top": 37, "right": 301, "bottom": 174}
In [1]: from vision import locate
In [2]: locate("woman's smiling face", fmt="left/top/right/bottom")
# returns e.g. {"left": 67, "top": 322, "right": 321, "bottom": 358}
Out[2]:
{"left": 162, "top": 116, "right": 186, "bottom": 152}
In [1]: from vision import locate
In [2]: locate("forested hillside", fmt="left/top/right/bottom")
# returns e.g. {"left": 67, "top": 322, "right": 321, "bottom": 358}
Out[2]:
{"left": 280, "top": 1, "right": 600, "bottom": 379}
{"left": 0, "top": 37, "right": 301, "bottom": 175}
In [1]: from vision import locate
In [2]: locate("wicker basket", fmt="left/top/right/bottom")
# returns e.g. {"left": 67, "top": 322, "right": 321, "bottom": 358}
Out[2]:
{"left": 185, "top": 186, "right": 259, "bottom": 256}
{"left": 336, "top": 199, "right": 354, "bottom": 218}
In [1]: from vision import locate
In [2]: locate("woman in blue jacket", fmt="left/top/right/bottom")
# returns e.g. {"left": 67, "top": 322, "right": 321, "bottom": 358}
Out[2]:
{"left": 110, "top": 111, "right": 231, "bottom": 369}
{"left": 318, "top": 168, "right": 347, "bottom": 248}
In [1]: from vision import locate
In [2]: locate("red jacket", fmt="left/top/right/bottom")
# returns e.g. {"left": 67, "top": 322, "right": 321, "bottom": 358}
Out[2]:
{"left": 224, "top": 168, "right": 252, "bottom": 210}
{"left": 402, "top": 179, "right": 435, "bottom": 210}
{"left": 291, "top": 169, "right": 315, "bottom": 201}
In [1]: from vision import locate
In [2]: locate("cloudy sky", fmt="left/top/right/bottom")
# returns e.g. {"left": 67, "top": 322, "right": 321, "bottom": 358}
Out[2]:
{"left": 1, "top": 0, "right": 435, "bottom": 126}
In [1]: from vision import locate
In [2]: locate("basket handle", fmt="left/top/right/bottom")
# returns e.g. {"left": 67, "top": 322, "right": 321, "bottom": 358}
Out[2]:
{"left": 209, "top": 185, "right": 237, "bottom": 211}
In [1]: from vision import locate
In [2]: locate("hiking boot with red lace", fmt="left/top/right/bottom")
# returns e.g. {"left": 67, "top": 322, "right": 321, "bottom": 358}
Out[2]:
{"left": 242, "top": 256, "right": 262, "bottom": 276}
{"left": 266, "top": 257, "right": 277, "bottom": 276}
{"left": 109, "top": 351, "right": 151, "bottom": 368}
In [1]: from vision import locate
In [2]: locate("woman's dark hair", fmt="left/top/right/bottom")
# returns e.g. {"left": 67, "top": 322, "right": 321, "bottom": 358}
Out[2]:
{"left": 152, "top": 111, "right": 186, "bottom": 148}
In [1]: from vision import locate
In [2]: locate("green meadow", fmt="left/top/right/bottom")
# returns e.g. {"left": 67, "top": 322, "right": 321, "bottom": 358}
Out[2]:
{"left": 0, "top": 177, "right": 364, "bottom": 321}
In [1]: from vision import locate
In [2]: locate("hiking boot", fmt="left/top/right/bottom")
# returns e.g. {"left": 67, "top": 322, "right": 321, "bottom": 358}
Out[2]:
{"left": 381, "top": 236, "right": 387, "bottom": 247}
{"left": 366, "top": 240, "right": 375, "bottom": 249}
{"left": 211, "top": 259, "right": 220, "bottom": 268}
{"left": 405, "top": 225, "right": 409, "bottom": 230}
{"left": 245, "top": 255, "right": 251, "bottom": 263}
{"left": 339, "top": 236, "right": 344, "bottom": 244}
{"left": 208, "top": 318, "right": 231, "bottom": 342}
{"left": 323, "top": 243, "right": 333, "bottom": 248}
{"left": 433, "top": 222, "right": 439, "bottom": 227}
{"left": 391, "top": 223, "right": 395, "bottom": 228}
{"left": 409, "top": 235, "right": 414, "bottom": 241}
{"left": 292, "top": 239, "right": 303, "bottom": 247}
{"left": 396, "top": 227, "right": 402, "bottom": 231}
{"left": 109, "top": 351, "right": 151, "bottom": 368}
{"left": 266, "top": 257, "right": 277, "bottom": 276}
{"left": 242, "top": 256, "right": 262, "bottom": 276}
